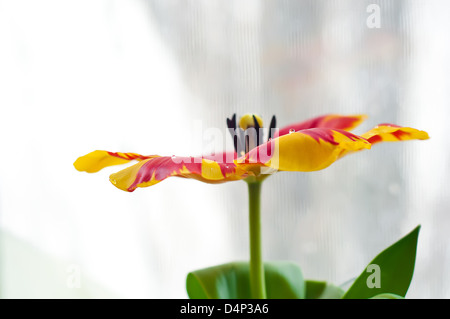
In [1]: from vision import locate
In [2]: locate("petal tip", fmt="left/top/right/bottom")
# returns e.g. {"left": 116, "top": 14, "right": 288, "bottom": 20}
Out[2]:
{"left": 109, "top": 173, "right": 136, "bottom": 192}
{"left": 419, "top": 130, "right": 430, "bottom": 140}
{"left": 73, "top": 154, "right": 102, "bottom": 173}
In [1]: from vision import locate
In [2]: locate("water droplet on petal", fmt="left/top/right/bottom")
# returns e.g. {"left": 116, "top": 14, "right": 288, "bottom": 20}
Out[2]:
{"left": 110, "top": 178, "right": 117, "bottom": 185}
{"left": 289, "top": 129, "right": 295, "bottom": 134}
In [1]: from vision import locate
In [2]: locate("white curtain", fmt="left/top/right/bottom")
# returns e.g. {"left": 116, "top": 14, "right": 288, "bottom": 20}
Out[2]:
{"left": 0, "top": 0, "right": 448, "bottom": 298}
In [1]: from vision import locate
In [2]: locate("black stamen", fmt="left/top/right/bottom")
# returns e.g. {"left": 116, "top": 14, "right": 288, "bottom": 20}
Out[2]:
{"left": 226, "top": 113, "right": 236, "bottom": 130}
{"left": 245, "top": 134, "right": 249, "bottom": 155}
{"left": 268, "top": 115, "right": 277, "bottom": 140}
{"left": 252, "top": 115, "right": 261, "bottom": 148}
{"left": 227, "top": 114, "right": 244, "bottom": 154}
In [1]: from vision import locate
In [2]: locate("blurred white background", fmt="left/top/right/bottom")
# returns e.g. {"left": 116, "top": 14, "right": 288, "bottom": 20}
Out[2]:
{"left": 0, "top": 0, "right": 448, "bottom": 298}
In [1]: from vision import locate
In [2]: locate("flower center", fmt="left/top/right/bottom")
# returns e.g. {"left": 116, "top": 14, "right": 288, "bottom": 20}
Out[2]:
{"left": 239, "top": 114, "right": 264, "bottom": 130}
{"left": 227, "top": 113, "right": 277, "bottom": 155}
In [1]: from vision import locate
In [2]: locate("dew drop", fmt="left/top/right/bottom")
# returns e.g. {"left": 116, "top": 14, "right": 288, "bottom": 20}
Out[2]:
{"left": 289, "top": 128, "right": 295, "bottom": 134}
{"left": 110, "top": 178, "right": 117, "bottom": 185}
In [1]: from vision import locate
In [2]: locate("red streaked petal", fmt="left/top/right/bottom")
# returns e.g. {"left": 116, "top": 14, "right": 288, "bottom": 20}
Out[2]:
{"left": 276, "top": 114, "right": 367, "bottom": 137}
{"left": 109, "top": 156, "right": 248, "bottom": 192}
{"left": 74, "top": 150, "right": 158, "bottom": 173}
{"left": 202, "top": 151, "right": 238, "bottom": 163}
{"left": 362, "top": 124, "right": 430, "bottom": 145}
{"left": 238, "top": 128, "right": 371, "bottom": 172}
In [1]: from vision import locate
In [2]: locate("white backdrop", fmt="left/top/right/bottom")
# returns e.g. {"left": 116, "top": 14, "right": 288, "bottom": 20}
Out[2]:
{"left": 0, "top": 0, "right": 449, "bottom": 298}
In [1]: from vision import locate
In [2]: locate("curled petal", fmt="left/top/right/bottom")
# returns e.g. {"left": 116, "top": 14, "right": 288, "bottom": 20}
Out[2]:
{"left": 362, "top": 124, "right": 430, "bottom": 145}
{"left": 239, "top": 128, "right": 371, "bottom": 172}
{"left": 276, "top": 114, "right": 367, "bottom": 137}
{"left": 109, "top": 156, "right": 248, "bottom": 192}
{"left": 74, "top": 150, "right": 157, "bottom": 173}
{"left": 202, "top": 151, "right": 238, "bottom": 163}
{"left": 73, "top": 150, "right": 157, "bottom": 173}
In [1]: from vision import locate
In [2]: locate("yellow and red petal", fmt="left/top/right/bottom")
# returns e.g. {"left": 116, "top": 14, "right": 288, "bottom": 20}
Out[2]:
{"left": 109, "top": 156, "right": 248, "bottom": 192}
{"left": 202, "top": 151, "right": 239, "bottom": 163}
{"left": 74, "top": 150, "right": 158, "bottom": 173}
{"left": 361, "top": 124, "right": 430, "bottom": 145}
{"left": 239, "top": 128, "right": 371, "bottom": 172}
{"left": 276, "top": 114, "right": 367, "bottom": 137}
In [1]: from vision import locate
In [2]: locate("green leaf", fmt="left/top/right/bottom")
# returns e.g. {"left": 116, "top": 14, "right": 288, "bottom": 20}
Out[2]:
{"left": 186, "top": 261, "right": 305, "bottom": 299}
{"left": 305, "top": 280, "right": 345, "bottom": 299}
{"left": 342, "top": 225, "right": 421, "bottom": 299}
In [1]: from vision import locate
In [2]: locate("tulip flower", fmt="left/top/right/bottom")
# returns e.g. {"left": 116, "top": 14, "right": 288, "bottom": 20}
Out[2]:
{"left": 74, "top": 113, "right": 429, "bottom": 299}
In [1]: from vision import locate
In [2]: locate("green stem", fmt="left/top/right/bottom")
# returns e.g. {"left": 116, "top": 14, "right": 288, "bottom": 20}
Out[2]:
{"left": 247, "top": 180, "right": 266, "bottom": 299}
